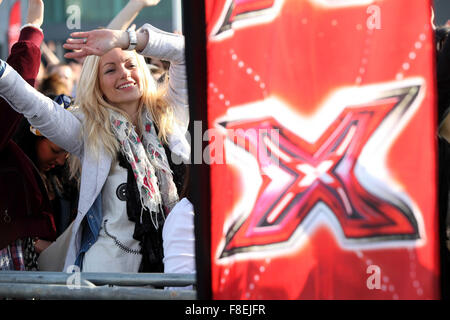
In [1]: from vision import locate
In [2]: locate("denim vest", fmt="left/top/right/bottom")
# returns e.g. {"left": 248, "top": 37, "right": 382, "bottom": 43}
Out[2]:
{"left": 0, "top": 60, "right": 6, "bottom": 77}
{"left": 74, "top": 194, "right": 102, "bottom": 269}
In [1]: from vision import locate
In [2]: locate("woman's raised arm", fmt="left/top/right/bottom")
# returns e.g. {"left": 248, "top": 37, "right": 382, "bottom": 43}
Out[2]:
{"left": 0, "top": 60, "right": 83, "bottom": 156}
{"left": 107, "top": 0, "right": 161, "bottom": 30}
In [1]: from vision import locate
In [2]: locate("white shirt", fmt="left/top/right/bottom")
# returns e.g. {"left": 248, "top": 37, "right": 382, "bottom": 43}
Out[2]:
{"left": 82, "top": 162, "right": 142, "bottom": 272}
{"left": 163, "top": 197, "right": 196, "bottom": 289}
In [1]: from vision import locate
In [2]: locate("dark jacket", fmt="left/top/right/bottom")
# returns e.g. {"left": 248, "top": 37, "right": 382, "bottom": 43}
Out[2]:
{"left": 0, "top": 27, "right": 57, "bottom": 249}
{"left": 436, "top": 26, "right": 450, "bottom": 300}
{"left": 437, "top": 27, "right": 450, "bottom": 123}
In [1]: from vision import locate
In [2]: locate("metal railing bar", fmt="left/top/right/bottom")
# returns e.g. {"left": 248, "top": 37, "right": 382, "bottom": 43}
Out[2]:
{"left": 0, "top": 283, "right": 196, "bottom": 300}
{"left": 0, "top": 271, "right": 196, "bottom": 287}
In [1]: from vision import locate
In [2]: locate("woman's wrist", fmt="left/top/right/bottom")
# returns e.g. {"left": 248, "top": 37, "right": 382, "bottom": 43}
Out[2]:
{"left": 135, "top": 29, "right": 149, "bottom": 52}
{"left": 20, "top": 23, "right": 43, "bottom": 32}
{"left": 129, "top": 0, "right": 146, "bottom": 11}
{"left": 118, "top": 30, "right": 131, "bottom": 50}
{"left": 119, "top": 28, "right": 148, "bottom": 52}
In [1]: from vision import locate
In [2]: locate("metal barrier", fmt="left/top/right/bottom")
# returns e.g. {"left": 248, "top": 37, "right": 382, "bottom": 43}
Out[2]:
{"left": 0, "top": 271, "right": 197, "bottom": 300}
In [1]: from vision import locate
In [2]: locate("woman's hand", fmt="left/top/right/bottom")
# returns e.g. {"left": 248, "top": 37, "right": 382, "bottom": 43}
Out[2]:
{"left": 26, "top": 0, "right": 44, "bottom": 27}
{"left": 34, "top": 238, "right": 52, "bottom": 254}
{"left": 130, "top": 0, "right": 161, "bottom": 7}
{"left": 63, "top": 29, "right": 128, "bottom": 59}
{"left": 64, "top": 27, "right": 149, "bottom": 59}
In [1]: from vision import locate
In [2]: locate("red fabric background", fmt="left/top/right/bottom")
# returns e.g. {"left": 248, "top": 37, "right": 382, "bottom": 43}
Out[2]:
{"left": 206, "top": 0, "right": 440, "bottom": 299}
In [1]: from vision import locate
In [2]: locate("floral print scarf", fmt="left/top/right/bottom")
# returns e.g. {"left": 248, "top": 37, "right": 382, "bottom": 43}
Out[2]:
{"left": 109, "top": 109, "right": 179, "bottom": 229}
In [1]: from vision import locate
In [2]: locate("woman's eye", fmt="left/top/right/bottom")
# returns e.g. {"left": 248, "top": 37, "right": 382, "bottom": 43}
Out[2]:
{"left": 105, "top": 69, "right": 114, "bottom": 74}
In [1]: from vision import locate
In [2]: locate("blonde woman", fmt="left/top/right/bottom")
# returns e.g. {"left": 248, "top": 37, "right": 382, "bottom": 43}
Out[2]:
{"left": 0, "top": 23, "right": 194, "bottom": 274}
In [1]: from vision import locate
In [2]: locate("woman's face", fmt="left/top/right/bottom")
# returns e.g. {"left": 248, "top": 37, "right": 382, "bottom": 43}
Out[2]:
{"left": 36, "top": 138, "right": 68, "bottom": 172}
{"left": 98, "top": 48, "right": 143, "bottom": 111}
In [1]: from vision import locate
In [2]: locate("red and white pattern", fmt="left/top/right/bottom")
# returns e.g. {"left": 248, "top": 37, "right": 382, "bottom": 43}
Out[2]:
{"left": 206, "top": 0, "right": 439, "bottom": 299}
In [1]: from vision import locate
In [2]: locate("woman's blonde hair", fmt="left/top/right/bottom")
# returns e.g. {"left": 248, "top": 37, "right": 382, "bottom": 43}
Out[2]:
{"left": 74, "top": 50, "right": 173, "bottom": 159}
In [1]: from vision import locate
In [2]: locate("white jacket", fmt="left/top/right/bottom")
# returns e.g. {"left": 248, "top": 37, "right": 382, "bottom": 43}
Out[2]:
{"left": 0, "top": 24, "right": 190, "bottom": 271}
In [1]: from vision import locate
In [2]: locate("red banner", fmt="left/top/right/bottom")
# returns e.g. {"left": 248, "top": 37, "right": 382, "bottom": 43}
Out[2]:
{"left": 8, "top": 1, "right": 21, "bottom": 54}
{"left": 206, "top": 0, "right": 440, "bottom": 299}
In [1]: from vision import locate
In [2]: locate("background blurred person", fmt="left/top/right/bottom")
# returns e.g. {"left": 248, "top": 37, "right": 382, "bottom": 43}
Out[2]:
{"left": 0, "top": 0, "right": 78, "bottom": 271}
{"left": 39, "top": 73, "right": 71, "bottom": 96}
{"left": 46, "top": 63, "right": 75, "bottom": 96}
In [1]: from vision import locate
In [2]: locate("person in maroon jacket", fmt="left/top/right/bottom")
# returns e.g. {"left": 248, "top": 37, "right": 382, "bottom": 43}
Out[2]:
{"left": 0, "top": 0, "right": 78, "bottom": 271}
